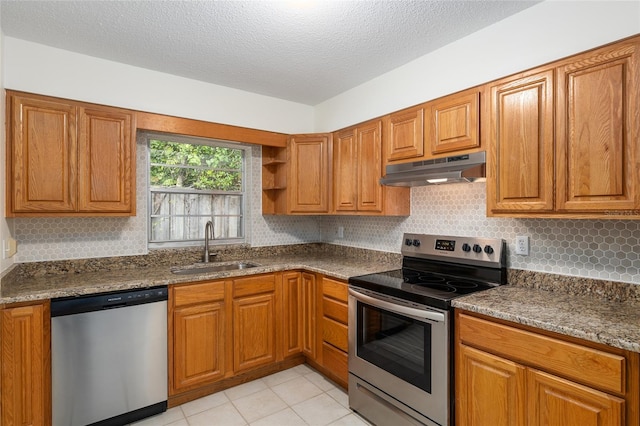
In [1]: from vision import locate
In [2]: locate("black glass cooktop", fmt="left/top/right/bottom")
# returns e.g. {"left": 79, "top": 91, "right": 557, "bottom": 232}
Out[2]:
{"left": 349, "top": 259, "right": 504, "bottom": 310}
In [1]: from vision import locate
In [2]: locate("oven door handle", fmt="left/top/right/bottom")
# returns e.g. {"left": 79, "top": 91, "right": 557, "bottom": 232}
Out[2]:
{"left": 349, "top": 288, "right": 445, "bottom": 323}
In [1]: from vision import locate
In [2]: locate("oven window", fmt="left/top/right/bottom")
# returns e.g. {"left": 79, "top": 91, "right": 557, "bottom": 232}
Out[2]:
{"left": 356, "top": 301, "right": 432, "bottom": 393}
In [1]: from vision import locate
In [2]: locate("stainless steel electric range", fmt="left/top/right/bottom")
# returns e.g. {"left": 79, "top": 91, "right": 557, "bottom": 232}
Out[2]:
{"left": 348, "top": 233, "right": 506, "bottom": 426}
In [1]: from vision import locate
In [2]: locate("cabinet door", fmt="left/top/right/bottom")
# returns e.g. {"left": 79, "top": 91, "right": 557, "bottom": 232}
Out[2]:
{"left": 333, "top": 128, "right": 358, "bottom": 211}
{"left": 556, "top": 39, "right": 639, "bottom": 212}
{"left": 385, "top": 106, "right": 424, "bottom": 162}
{"left": 1, "top": 303, "right": 50, "bottom": 426}
{"left": 78, "top": 106, "right": 135, "bottom": 213}
{"left": 457, "top": 345, "right": 526, "bottom": 426}
{"left": 356, "top": 120, "right": 383, "bottom": 212}
{"left": 301, "top": 272, "right": 317, "bottom": 360}
{"left": 428, "top": 89, "right": 480, "bottom": 155}
{"left": 9, "top": 95, "right": 77, "bottom": 213}
{"left": 487, "top": 69, "right": 555, "bottom": 214}
{"left": 288, "top": 134, "right": 331, "bottom": 213}
{"left": 172, "top": 302, "right": 225, "bottom": 394}
{"left": 233, "top": 293, "right": 276, "bottom": 372}
{"left": 528, "top": 369, "right": 624, "bottom": 426}
{"left": 282, "top": 272, "right": 303, "bottom": 358}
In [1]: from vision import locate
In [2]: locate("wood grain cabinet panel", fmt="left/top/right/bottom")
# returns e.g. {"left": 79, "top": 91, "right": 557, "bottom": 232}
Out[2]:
{"left": 282, "top": 272, "right": 303, "bottom": 358}
{"left": 487, "top": 36, "right": 640, "bottom": 218}
{"left": 428, "top": 89, "right": 480, "bottom": 155}
{"left": 1, "top": 302, "right": 51, "bottom": 426}
{"left": 6, "top": 91, "right": 136, "bottom": 216}
{"left": 555, "top": 39, "right": 640, "bottom": 213}
{"left": 8, "top": 94, "right": 77, "bottom": 214}
{"left": 172, "top": 302, "right": 225, "bottom": 393}
{"left": 486, "top": 69, "right": 555, "bottom": 214}
{"left": 288, "top": 134, "right": 331, "bottom": 214}
{"left": 528, "top": 369, "right": 625, "bottom": 426}
{"left": 385, "top": 105, "right": 424, "bottom": 162}
{"left": 301, "top": 272, "right": 318, "bottom": 360}
{"left": 455, "top": 310, "right": 640, "bottom": 426}
{"left": 78, "top": 106, "right": 134, "bottom": 213}
{"left": 333, "top": 128, "right": 358, "bottom": 211}
{"left": 457, "top": 345, "right": 526, "bottom": 426}
{"left": 233, "top": 293, "right": 276, "bottom": 372}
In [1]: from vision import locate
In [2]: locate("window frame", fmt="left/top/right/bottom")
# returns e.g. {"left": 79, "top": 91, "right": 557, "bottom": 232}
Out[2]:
{"left": 145, "top": 132, "right": 248, "bottom": 249}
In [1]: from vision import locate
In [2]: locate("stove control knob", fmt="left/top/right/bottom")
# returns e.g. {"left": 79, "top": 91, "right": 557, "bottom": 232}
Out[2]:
{"left": 405, "top": 238, "right": 413, "bottom": 246}
{"left": 412, "top": 239, "right": 421, "bottom": 247}
{"left": 484, "top": 245, "right": 494, "bottom": 254}
{"left": 462, "top": 243, "right": 471, "bottom": 252}
{"left": 472, "top": 244, "right": 482, "bottom": 253}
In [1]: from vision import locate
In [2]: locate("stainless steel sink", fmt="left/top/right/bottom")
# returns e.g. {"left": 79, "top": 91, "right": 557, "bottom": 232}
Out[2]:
{"left": 171, "top": 262, "right": 259, "bottom": 275}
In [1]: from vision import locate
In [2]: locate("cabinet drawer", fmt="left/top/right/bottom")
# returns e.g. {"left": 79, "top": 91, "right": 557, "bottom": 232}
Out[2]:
{"left": 322, "top": 342, "right": 348, "bottom": 384}
{"left": 323, "top": 297, "right": 348, "bottom": 324}
{"left": 233, "top": 274, "right": 276, "bottom": 298}
{"left": 322, "top": 278, "right": 348, "bottom": 302}
{"left": 323, "top": 317, "right": 348, "bottom": 352}
{"left": 458, "top": 313, "right": 626, "bottom": 394}
{"left": 173, "top": 281, "right": 225, "bottom": 307}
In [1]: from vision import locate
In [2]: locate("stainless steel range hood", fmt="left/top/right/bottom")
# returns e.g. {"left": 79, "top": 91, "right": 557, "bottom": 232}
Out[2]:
{"left": 380, "top": 151, "right": 486, "bottom": 187}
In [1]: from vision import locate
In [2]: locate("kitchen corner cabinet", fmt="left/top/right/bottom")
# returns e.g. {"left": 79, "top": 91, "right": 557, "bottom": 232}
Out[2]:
{"left": 455, "top": 311, "right": 640, "bottom": 426}
{"left": 287, "top": 134, "right": 332, "bottom": 214}
{"left": 301, "top": 272, "right": 318, "bottom": 360}
{"left": 487, "top": 36, "right": 640, "bottom": 218}
{"left": 169, "top": 281, "right": 227, "bottom": 395}
{"left": 1, "top": 301, "right": 51, "bottom": 426}
{"left": 334, "top": 120, "right": 410, "bottom": 216}
{"left": 6, "top": 91, "right": 136, "bottom": 217}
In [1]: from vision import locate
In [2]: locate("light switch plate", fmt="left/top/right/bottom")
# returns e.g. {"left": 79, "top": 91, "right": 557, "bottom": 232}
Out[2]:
{"left": 3, "top": 238, "right": 17, "bottom": 259}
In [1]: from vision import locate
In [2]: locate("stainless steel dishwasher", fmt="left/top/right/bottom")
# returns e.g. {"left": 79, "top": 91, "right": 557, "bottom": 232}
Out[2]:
{"left": 51, "top": 286, "right": 168, "bottom": 426}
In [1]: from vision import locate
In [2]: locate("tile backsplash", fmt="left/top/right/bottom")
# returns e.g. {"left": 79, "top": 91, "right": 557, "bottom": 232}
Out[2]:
{"left": 10, "top": 145, "right": 640, "bottom": 285}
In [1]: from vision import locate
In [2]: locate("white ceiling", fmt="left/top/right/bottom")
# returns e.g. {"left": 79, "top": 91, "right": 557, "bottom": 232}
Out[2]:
{"left": 0, "top": 0, "right": 541, "bottom": 106}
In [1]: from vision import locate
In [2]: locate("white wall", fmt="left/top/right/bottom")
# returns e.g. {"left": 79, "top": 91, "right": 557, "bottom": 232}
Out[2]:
{"left": 2, "top": 38, "right": 314, "bottom": 135}
{"left": 314, "top": 0, "right": 640, "bottom": 131}
{"left": 0, "top": 25, "right": 14, "bottom": 274}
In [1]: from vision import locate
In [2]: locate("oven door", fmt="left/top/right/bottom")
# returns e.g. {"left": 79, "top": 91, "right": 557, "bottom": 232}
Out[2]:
{"left": 348, "top": 287, "right": 450, "bottom": 426}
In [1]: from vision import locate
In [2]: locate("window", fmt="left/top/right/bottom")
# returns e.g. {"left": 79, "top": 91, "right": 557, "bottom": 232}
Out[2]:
{"left": 147, "top": 134, "right": 246, "bottom": 247}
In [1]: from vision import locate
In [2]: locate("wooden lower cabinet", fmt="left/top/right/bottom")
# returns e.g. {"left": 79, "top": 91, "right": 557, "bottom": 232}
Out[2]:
{"left": 170, "top": 281, "right": 227, "bottom": 395}
{"left": 317, "top": 276, "right": 349, "bottom": 388}
{"left": 231, "top": 274, "right": 277, "bottom": 373}
{"left": 301, "top": 272, "right": 318, "bottom": 360}
{"left": 456, "top": 310, "right": 639, "bottom": 426}
{"left": 1, "top": 301, "right": 51, "bottom": 426}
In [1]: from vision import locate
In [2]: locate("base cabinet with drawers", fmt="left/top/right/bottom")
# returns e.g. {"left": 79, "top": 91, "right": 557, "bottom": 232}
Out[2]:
{"left": 317, "top": 276, "right": 349, "bottom": 388}
{"left": 455, "top": 310, "right": 640, "bottom": 426}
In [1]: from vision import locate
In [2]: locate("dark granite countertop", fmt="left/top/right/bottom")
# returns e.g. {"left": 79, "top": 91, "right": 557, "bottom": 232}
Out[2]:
{"left": 2, "top": 244, "right": 638, "bottom": 354}
{"left": 0, "top": 245, "right": 401, "bottom": 304}
{"left": 453, "top": 270, "right": 640, "bottom": 353}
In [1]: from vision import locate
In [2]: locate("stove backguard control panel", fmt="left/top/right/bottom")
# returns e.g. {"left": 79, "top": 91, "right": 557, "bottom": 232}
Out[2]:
{"left": 401, "top": 233, "right": 506, "bottom": 269}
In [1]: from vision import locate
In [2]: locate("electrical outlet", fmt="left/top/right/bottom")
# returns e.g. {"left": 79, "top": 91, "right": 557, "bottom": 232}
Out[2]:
{"left": 515, "top": 235, "right": 529, "bottom": 256}
{"left": 3, "top": 238, "right": 17, "bottom": 259}
{"left": 337, "top": 226, "right": 344, "bottom": 239}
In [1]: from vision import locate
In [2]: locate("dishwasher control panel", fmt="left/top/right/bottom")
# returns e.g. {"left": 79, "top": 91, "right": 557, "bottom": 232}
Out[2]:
{"left": 51, "top": 286, "right": 168, "bottom": 317}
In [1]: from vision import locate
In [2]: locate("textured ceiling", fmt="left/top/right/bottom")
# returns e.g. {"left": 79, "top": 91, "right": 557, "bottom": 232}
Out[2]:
{"left": 0, "top": 1, "right": 540, "bottom": 105}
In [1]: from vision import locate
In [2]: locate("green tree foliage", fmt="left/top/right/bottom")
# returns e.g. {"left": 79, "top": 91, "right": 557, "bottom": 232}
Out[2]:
{"left": 149, "top": 140, "right": 243, "bottom": 191}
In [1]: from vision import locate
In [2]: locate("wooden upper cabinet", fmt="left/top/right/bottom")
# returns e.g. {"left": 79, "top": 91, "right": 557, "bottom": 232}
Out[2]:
{"left": 6, "top": 91, "right": 136, "bottom": 217}
{"left": 333, "top": 120, "right": 383, "bottom": 213}
{"left": 333, "top": 128, "right": 358, "bottom": 211}
{"left": 357, "top": 120, "right": 383, "bottom": 211}
{"left": 9, "top": 95, "right": 77, "bottom": 213}
{"left": 78, "top": 106, "right": 134, "bottom": 213}
{"left": 287, "top": 134, "right": 331, "bottom": 214}
{"left": 487, "top": 69, "right": 555, "bottom": 214}
{"left": 385, "top": 105, "right": 424, "bottom": 162}
{"left": 428, "top": 89, "right": 480, "bottom": 155}
{"left": 555, "top": 38, "right": 640, "bottom": 213}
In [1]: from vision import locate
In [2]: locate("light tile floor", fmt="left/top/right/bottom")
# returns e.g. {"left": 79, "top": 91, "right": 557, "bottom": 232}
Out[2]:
{"left": 132, "top": 364, "right": 372, "bottom": 426}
